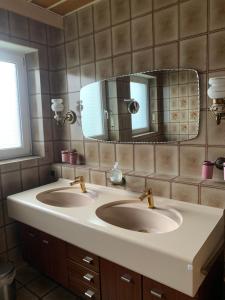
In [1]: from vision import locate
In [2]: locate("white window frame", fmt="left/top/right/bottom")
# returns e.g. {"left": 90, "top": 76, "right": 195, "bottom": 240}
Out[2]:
{"left": 0, "top": 49, "right": 31, "bottom": 160}
{"left": 130, "top": 76, "right": 150, "bottom": 135}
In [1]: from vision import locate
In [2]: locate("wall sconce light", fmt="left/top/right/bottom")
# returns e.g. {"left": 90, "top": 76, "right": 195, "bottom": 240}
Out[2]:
{"left": 51, "top": 98, "right": 77, "bottom": 126}
{"left": 208, "top": 77, "right": 225, "bottom": 125}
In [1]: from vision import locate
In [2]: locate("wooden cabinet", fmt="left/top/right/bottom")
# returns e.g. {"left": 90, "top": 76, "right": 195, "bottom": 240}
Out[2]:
{"left": 20, "top": 224, "right": 68, "bottom": 288}
{"left": 100, "top": 258, "right": 142, "bottom": 300}
{"left": 67, "top": 243, "right": 100, "bottom": 299}
{"left": 20, "top": 223, "right": 223, "bottom": 300}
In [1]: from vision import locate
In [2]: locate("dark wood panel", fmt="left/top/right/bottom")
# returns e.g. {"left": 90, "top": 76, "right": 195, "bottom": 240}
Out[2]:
{"left": 69, "top": 279, "right": 100, "bottom": 300}
{"left": 50, "top": 0, "right": 94, "bottom": 15}
{"left": 68, "top": 259, "right": 100, "bottom": 290}
{"left": 100, "top": 258, "right": 142, "bottom": 300}
{"left": 67, "top": 243, "right": 99, "bottom": 272}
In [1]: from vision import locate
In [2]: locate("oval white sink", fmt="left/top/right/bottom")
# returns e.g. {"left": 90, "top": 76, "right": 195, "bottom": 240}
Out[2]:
{"left": 96, "top": 201, "right": 182, "bottom": 233}
{"left": 36, "top": 188, "right": 94, "bottom": 207}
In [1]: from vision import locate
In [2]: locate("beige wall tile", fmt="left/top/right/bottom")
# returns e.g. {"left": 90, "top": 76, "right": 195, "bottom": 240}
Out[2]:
{"left": 94, "top": 0, "right": 110, "bottom": 31}
{"left": 99, "top": 143, "right": 115, "bottom": 168}
{"left": 132, "top": 48, "right": 153, "bottom": 73}
{"left": 172, "top": 182, "right": 198, "bottom": 203}
{"left": 116, "top": 144, "right": 134, "bottom": 170}
{"left": 90, "top": 170, "right": 106, "bottom": 186}
{"left": 95, "top": 29, "right": 112, "bottom": 60}
{"left": 81, "top": 63, "right": 96, "bottom": 87}
{"left": 113, "top": 54, "right": 131, "bottom": 76}
{"left": 111, "top": 0, "right": 130, "bottom": 25}
{"left": 180, "top": 146, "right": 205, "bottom": 178}
{"left": 155, "top": 43, "right": 178, "bottom": 69}
{"left": 209, "top": 30, "right": 225, "bottom": 71}
{"left": 155, "top": 145, "right": 178, "bottom": 175}
{"left": 1, "top": 171, "right": 22, "bottom": 198}
{"left": 22, "top": 168, "right": 39, "bottom": 190}
{"left": 134, "top": 145, "right": 154, "bottom": 173}
{"left": 180, "top": 0, "right": 207, "bottom": 38}
{"left": 125, "top": 175, "right": 145, "bottom": 192}
{"left": 131, "top": 0, "right": 152, "bottom": 17}
{"left": 209, "top": 0, "right": 225, "bottom": 31}
{"left": 112, "top": 23, "right": 131, "bottom": 56}
{"left": 146, "top": 179, "right": 170, "bottom": 198}
{"left": 132, "top": 14, "right": 153, "bottom": 51}
{"left": 62, "top": 165, "right": 75, "bottom": 180}
{"left": 207, "top": 147, "right": 225, "bottom": 181}
{"left": 201, "top": 187, "right": 225, "bottom": 208}
{"left": 207, "top": 111, "right": 225, "bottom": 145}
{"left": 75, "top": 167, "right": 90, "bottom": 182}
{"left": 78, "top": 6, "right": 93, "bottom": 37}
{"left": 85, "top": 142, "right": 99, "bottom": 167}
{"left": 79, "top": 35, "right": 94, "bottom": 64}
{"left": 154, "top": 0, "right": 177, "bottom": 10}
{"left": 154, "top": 6, "right": 178, "bottom": 45}
{"left": 96, "top": 59, "right": 113, "bottom": 80}
{"left": 180, "top": 36, "right": 207, "bottom": 72}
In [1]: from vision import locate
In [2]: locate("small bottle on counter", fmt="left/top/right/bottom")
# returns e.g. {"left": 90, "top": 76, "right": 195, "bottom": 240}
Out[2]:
{"left": 61, "top": 150, "right": 69, "bottom": 163}
{"left": 69, "top": 150, "right": 78, "bottom": 165}
{"left": 202, "top": 161, "right": 214, "bottom": 179}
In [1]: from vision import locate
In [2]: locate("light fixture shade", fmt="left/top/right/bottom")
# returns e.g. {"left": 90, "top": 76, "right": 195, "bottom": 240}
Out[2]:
{"left": 208, "top": 77, "right": 225, "bottom": 99}
{"left": 51, "top": 98, "right": 64, "bottom": 112}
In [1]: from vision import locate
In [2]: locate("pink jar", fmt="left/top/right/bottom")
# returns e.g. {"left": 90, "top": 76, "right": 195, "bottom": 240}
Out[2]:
{"left": 202, "top": 161, "right": 214, "bottom": 179}
{"left": 69, "top": 151, "right": 77, "bottom": 165}
{"left": 61, "top": 150, "right": 69, "bottom": 163}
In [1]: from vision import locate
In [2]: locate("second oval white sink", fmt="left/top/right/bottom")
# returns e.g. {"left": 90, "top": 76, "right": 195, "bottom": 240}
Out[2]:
{"left": 36, "top": 188, "right": 94, "bottom": 207}
{"left": 96, "top": 201, "right": 182, "bottom": 233}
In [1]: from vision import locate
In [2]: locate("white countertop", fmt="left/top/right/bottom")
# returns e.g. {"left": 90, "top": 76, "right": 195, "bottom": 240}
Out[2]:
{"left": 7, "top": 179, "right": 224, "bottom": 297}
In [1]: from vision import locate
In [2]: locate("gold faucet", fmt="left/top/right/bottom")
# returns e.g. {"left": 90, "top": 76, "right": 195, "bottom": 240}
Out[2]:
{"left": 139, "top": 188, "right": 154, "bottom": 209}
{"left": 70, "top": 176, "right": 87, "bottom": 193}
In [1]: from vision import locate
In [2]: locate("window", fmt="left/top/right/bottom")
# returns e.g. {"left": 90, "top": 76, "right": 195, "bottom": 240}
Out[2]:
{"left": 130, "top": 76, "right": 150, "bottom": 134}
{"left": 81, "top": 81, "right": 108, "bottom": 139}
{"left": 0, "top": 50, "right": 31, "bottom": 160}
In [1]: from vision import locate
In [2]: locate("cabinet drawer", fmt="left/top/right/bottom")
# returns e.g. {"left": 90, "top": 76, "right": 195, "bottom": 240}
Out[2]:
{"left": 69, "top": 279, "right": 100, "bottom": 300}
{"left": 68, "top": 259, "right": 100, "bottom": 290}
{"left": 67, "top": 244, "right": 99, "bottom": 272}
{"left": 143, "top": 277, "right": 177, "bottom": 300}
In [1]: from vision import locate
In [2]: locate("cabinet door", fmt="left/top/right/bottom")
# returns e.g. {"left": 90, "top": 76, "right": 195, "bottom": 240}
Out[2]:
{"left": 39, "top": 232, "right": 68, "bottom": 287}
{"left": 100, "top": 259, "right": 142, "bottom": 300}
{"left": 117, "top": 264, "right": 142, "bottom": 300}
{"left": 20, "top": 224, "right": 41, "bottom": 268}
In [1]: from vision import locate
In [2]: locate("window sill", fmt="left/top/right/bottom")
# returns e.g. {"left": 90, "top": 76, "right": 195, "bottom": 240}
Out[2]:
{"left": 0, "top": 155, "right": 40, "bottom": 166}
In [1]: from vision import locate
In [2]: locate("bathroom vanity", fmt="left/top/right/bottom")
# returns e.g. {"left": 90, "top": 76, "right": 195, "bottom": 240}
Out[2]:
{"left": 7, "top": 179, "right": 224, "bottom": 300}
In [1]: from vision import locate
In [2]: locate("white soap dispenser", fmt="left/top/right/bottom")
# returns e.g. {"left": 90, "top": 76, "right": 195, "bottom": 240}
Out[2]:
{"left": 110, "top": 162, "right": 123, "bottom": 185}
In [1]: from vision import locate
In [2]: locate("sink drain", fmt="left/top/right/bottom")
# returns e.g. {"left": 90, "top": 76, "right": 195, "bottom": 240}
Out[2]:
{"left": 137, "top": 229, "right": 149, "bottom": 233}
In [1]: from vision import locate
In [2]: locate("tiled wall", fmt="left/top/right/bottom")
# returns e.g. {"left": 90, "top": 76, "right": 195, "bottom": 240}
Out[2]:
{"left": 0, "top": 11, "right": 63, "bottom": 266}
{"left": 50, "top": 0, "right": 225, "bottom": 212}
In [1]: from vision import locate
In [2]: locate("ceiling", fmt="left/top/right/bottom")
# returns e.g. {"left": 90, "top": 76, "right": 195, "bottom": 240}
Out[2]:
{"left": 26, "top": 0, "right": 96, "bottom": 16}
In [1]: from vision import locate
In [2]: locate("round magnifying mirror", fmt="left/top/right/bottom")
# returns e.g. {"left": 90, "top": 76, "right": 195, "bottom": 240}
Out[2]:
{"left": 128, "top": 101, "right": 140, "bottom": 114}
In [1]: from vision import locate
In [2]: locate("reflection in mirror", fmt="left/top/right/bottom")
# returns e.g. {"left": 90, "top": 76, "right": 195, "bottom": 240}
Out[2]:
{"left": 80, "top": 69, "right": 200, "bottom": 143}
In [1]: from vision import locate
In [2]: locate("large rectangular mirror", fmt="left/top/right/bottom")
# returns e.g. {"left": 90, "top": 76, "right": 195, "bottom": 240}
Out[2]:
{"left": 80, "top": 69, "right": 200, "bottom": 143}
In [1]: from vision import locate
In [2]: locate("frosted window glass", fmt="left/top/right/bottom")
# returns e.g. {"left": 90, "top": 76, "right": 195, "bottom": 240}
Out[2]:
{"left": 130, "top": 81, "right": 149, "bottom": 131}
{"left": 81, "top": 82, "right": 104, "bottom": 137}
{"left": 0, "top": 61, "right": 21, "bottom": 149}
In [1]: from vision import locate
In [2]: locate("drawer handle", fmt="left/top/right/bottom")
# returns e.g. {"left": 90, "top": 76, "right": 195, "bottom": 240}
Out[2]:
{"left": 42, "top": 240, "right": 49, "bottom": 244}
{"left": 83, "top": 273, "right": 94, "bottom": 282}
{"left": 150, "top": 290, "right": 163, "bottom": 298}
{"left": 120, "top": 274, "right": 132, "bottom": 283}
{"left": 84, "top": 289, "right": 95, "bottom": 298}
{"left": 83, "top": 256, "right": 93, "bottom": 264}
